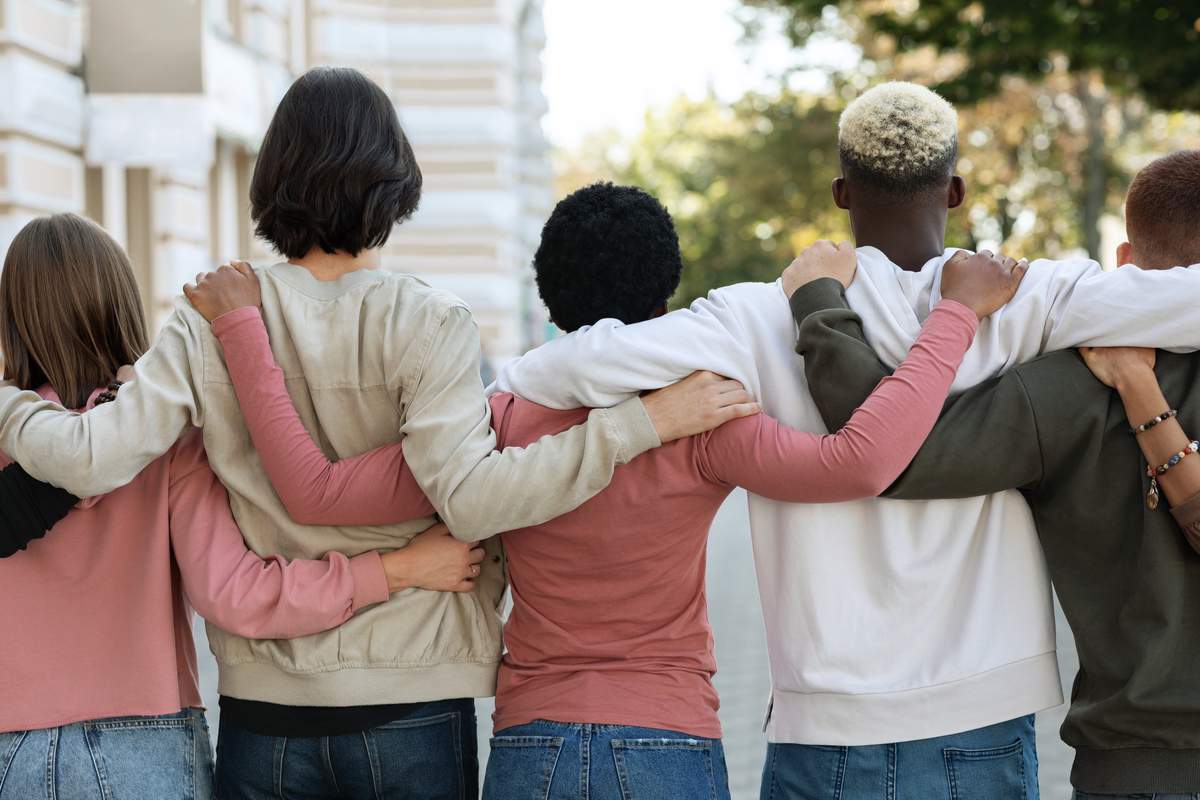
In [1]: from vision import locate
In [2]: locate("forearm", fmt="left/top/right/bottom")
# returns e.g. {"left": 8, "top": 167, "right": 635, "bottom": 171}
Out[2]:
{"left": 794, "top": 279, "right": 1043, "bottom": 499}
{"left": 1041, "top": 261, "right": 1200, "bottom": 352}
{"left": 212, "top": 308, "right": 435, "bottom": 526}
{"left": 491, "top": 293, "right": 758, "bottom": 408}
{"left": 169, "top": 444, "right": 390, "bottom": 639}
{"left": 1113, "top": 367, "right": 1200, "bottom": 508}
{"left": 405, "top": 308, "right": 660, "bottom": 541}
{"left": 413, "top": 397, "right": 659, "bottom": 541}
{"left": 188, "top": 549, "right": 388, "bottom": 639}
{"left": 709, "top": 301, "right": 978, "bottom": 501}
{"left": 0, "top": 310, "right": 202, "bottom": 496}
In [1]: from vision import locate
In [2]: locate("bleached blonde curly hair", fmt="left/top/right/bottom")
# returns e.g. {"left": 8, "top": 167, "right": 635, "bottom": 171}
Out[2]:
{"left": 838, "top": 81, "right": 958, "bottom": 195}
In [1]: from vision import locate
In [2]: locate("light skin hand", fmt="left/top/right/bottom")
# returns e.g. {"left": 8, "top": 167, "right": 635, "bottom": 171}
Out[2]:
{"left": 379, "top": 522, "right": 485, "bottom": 594}
{"left": 781, "top": 240, "right": 857, "bottom": 297}
{"left": 939, "top": 250, "right": 1029, "bottom": 319}
{"left": 183, "top": 260, "right": 262, "bottom": 323}
{"left": 1080, "top": 346, "right": 1200, "bottom": 510}
{"left": 641, "top": 370, "right": 761, "bottom": 443}
{"left": 1078, "top": 347, "right": 1156, "bottom": 391}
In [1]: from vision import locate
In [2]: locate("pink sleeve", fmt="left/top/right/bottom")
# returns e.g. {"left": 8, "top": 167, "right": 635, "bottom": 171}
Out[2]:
{"left": 698, "top": 300, "right": 978, "bottom": 502}
{"left": 211, "top": 307, "right": 436, "bottom": 526}
{"left": 166, "top": 432, "right": 391, "bottom": 639}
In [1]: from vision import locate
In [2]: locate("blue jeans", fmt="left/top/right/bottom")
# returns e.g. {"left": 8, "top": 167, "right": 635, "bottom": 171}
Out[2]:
{"left": 0, "top": 709, "right": 213, "bottom": 800}
{"left": 760, "top": 715, "right": 1038, "bottom": 800}
{"left": 483, "top": 720, "right": 731, "bottom": 800}
{"left": 1076, "top": 795, "right": 1200, "bottom": 799}
{"left": 215, "top": 699, "right": 478, "bottom": 800}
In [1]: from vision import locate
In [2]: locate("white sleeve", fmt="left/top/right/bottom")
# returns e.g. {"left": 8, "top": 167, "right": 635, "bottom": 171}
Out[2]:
{"left": 489, "top": 289, "right": 760, "bottom": 410}
{"left": 1032, "top": 259, "right": 1200, "bottom": 352}
{"left": 0, "top": 307, "right": 205, "bottom": 496}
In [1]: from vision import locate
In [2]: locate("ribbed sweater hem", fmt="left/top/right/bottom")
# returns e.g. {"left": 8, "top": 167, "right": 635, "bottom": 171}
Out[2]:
{"left": 766, "top": 651, "right": 1063, "bottom": 746}
{"left": 217, "top": 660, "right": 499, "bottom": 707}
{"left": 1072, "top": 746, "right": 1200, "bottom": 794}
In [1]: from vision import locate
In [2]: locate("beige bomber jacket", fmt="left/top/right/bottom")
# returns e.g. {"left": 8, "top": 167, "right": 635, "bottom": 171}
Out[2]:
{"left": 0, "top": 263, "right": 660, "bottom": 706}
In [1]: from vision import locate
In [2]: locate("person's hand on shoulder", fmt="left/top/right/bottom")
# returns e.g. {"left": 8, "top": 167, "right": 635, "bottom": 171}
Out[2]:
{"left": 1078, "top": 347, "right": 1156, "bottom": 390}
{"left": 183, "top": 260, "right": 262, "bottom": 322}
{"left": 782, "top": 240, "right": 857, "bottom": 297}
{"left": 641, "top": 371, "right": 761, "bottom": 443}
{"left": 939, "top": 250, "right": 1028, "bottom": 319}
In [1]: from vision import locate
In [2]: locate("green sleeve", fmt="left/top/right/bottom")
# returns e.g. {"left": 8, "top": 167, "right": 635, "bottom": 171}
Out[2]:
{"left": 791, "top": 279, "right": 1044, "bottom": 499}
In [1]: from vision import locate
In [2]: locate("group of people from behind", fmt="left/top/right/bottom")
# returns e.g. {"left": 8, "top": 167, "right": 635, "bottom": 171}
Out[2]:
{"left": 0, "top": 68, "right": 1199, "bottom": 800}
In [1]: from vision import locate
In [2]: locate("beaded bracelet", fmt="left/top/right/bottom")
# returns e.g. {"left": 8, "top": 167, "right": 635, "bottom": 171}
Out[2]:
{"left": 1145, "top": 440, "right": 1200, "bottom": 509}
{"left": 94, "top": 380, "right": 123, "bottom": 406}
{"left": 1131, "top": 408, "right": 1178, "bottom": 435}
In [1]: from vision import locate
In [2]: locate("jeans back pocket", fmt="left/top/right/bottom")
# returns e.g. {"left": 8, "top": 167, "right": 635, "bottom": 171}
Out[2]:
{"left": 611, "top": 738, "right": 721, "bottom": 800}
{"left": 0, "top": 732, "right": 28, "bottom": 797}
{"left": 944, "top": 739, "right": 1028, "bottom": 800}
{"left": 370, "top": 710, "right": 475, "bottom": 800}
{"left": 84, "top": 711, "right": 200, "bottom": 800}
{"left": 483, "top": 735, "right": 564, "bottom": 800}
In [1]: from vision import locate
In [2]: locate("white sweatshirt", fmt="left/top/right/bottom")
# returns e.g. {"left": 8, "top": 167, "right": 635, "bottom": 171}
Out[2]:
{"left": 491, "top": 246, "right": 1200, "bottom": 746}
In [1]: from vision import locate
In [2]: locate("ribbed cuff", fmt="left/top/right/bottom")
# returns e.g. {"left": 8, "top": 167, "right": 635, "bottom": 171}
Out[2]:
{"left": 929, "top": 298, "right": 981, "bottom": 336}
{"left": 788, "top": 277, "right": 847, "bottom": 329}
{"left": 348, "top": 551, "right": 391, "bottom": 612}
{"left": 602, "top": 396, "right": 662, "bottom": 463}
{"left": 210, "top": 306, "right": 264, "bottom": 338}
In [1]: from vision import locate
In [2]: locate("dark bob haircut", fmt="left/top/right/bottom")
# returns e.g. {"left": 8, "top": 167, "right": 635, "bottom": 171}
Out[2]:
{"left": 250, "top": 67, "right": 422, "bottom": 259}
{"left": 534, "top": 183, "right": 682, "bottom": 333}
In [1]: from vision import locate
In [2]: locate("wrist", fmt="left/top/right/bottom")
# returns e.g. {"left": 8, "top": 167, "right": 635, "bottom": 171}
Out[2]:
{"left": 1111, "top": 362, "right": 1156, "bottom": 393}
{"left": 383, "top": 550, "right": 418, "bottom": 593}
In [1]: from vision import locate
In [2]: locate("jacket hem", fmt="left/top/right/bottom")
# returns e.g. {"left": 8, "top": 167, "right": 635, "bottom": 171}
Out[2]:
{"left": 1071, "top": 746, "right": 1200, "bottom": 794}
{"left": 217, "top": 660, "right": 499, "bottom": 707}
{"left": 766, "top": 651, "right": 1063, "bottom": 746}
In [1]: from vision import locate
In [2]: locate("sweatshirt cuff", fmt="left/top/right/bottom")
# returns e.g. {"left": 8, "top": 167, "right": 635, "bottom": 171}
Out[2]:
{"left": 789, "top": 277, "right": 848, "bottom": 329}
{"left": 601, "top": 396, "right": 662, "bottom": 463}
{"left": 210, "top": 306, "right": 264, "bottom": 338}
{"left": 1170, "top": 490, "right": 1200, "bottom": 555}
{"left": 928, "top": 299, "right": 981, "bottom": 337}
{"left": 348, "top": 551, "right": 391, "bottom": 612}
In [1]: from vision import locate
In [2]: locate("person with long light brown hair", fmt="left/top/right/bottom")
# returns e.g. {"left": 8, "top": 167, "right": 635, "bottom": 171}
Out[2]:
{"left": 0, "top": 213, "right": 479, "bottom": 800}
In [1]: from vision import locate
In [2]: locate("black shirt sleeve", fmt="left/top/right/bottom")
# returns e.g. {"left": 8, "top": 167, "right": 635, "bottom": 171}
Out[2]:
{"left": 0, "top": 463, "right": 79, "bottom": 557}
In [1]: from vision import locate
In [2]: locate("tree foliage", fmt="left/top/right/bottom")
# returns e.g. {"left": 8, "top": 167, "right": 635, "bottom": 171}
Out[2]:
{"left": 746, "top": 0, "right": 1200, "bottom": 110}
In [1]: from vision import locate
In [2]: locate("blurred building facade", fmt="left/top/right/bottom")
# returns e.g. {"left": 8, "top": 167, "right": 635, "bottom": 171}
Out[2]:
{"left": 0, "top": 0, "right": 552, "bottom": 358}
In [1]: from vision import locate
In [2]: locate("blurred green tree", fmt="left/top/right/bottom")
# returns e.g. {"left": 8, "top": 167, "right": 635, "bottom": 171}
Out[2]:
{"left": 559, "top": 92, "right": 849, "bottom": 307}
{"left": 742, "top": 0, "right": 1200, "bottom": 257}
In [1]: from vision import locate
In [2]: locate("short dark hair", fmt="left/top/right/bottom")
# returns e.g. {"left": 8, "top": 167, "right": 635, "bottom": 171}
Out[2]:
{"left": 1125, "top": 150, "right": 1200, "bottom": 268}
{"left": 534, "top": 183, "right": 683, "bottom": 332}
{"left": 250, "top": 67, "right": 422, "bottom": 259}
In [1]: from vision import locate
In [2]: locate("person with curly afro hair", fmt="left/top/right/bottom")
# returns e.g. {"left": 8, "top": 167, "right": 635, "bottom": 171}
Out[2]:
{"left": 533, "top": 182, "right": 683, "bottom": 332}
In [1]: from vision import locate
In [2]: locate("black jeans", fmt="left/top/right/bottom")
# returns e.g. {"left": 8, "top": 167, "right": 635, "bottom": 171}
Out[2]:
{"left": 215, "top": 699, "right": 478, "bottom": 800}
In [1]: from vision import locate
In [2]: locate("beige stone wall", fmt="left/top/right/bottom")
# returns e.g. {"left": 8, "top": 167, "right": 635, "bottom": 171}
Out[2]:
{"left": 1, "top": 0, "right": 550, "bottom": 354}
{"left": 0, "top": 0, "right": 85, "bottom": 251}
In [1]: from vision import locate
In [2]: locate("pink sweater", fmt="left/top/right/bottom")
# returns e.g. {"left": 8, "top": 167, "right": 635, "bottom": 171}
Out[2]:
{"left": 0, "top": 386, "right": 390, "bottom": 733}
{"left": 210, "top": 300, "right": 977, "bottom": 738}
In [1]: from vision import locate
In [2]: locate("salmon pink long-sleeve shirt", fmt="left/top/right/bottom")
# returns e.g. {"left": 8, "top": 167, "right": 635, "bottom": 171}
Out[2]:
{"left": 209, "top": 300, "right": 977, "bottom": 738}
{"left": 0, "top": 387, "right": 390, "bottom": 734}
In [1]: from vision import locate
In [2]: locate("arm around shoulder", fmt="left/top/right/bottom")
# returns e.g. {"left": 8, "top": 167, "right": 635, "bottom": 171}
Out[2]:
{"left": 400, "top": 307, "right": 660, "bottom": 542}
{"left": 0, "top": 306, "right": 205, "bottom": 496}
